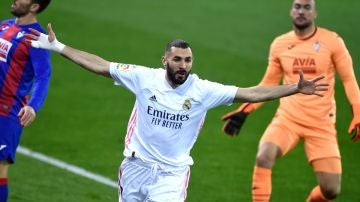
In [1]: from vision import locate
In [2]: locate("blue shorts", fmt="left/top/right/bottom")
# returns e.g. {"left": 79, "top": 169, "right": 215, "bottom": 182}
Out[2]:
{"left": 0, "top": 116, "right": 23, "bottom": 163}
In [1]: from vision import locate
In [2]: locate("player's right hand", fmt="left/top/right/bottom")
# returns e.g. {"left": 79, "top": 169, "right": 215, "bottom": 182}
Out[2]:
{"left": 26, "top": 23, "right": 65, "bottom": 53}
{"left": 18, "top": 105, "right": 36, "bottom": 127}
{"left": 221, "top": 103, "right": 255, "bottom": 136}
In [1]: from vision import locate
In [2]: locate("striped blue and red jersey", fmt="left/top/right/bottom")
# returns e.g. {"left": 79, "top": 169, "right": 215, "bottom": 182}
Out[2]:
{"left": 0, "top": 18, "right": 51, "bottom": 122}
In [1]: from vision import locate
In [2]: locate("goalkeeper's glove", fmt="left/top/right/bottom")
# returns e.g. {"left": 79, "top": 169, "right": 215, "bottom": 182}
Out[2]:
{"left": 221, "top": 103, "right": 256, "bottom": 136}
{"left": 348, "top": 104, "right": 360, "bottom": 142}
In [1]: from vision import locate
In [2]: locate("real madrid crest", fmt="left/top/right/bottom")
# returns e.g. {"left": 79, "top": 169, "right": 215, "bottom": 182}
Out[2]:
{"left": 183, "top": 99, "right": 191, "bottom": 110}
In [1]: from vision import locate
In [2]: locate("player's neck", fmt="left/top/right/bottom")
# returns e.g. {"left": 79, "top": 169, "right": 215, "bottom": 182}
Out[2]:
{"left": 165, "top": 78, "right": 180, "bottom": 89}
{"left": 165, "top": 74, "right": 183, "bottom": 89}
{"left": 15, "top": 14, "right": 37, "bottom": 25}
{"left": 294, "top": 24, "right": 317, "bottom": 40}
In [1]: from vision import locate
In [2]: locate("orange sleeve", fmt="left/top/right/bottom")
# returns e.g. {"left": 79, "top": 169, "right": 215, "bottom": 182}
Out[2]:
{"left": 259, "top": 39, "right": 283, "bottom": 86}
{"left": 333, "top": 35, "right": 360, "bottom": 105}
{"left": 247, "top": 39, "right": 284, "bottom": 110}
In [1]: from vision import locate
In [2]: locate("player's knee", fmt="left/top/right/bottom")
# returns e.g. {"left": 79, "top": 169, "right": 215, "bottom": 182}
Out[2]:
{"left": 255, "top": 153, "right": 276, "bottom": 168}
{"left": 321, "top": 184, "right": 341, "bottom": 200}
{"left": 255, "top": 143, "right": 281, "bottom": 168}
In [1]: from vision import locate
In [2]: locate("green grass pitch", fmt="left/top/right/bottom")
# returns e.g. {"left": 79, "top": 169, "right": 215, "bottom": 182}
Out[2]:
{"left": 1, "top": 0, "right": 360, "bottom": 201}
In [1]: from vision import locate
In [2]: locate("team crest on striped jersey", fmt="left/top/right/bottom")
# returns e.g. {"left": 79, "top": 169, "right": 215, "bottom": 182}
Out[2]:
{"left": 182, "top": 99, "right": 191, "bottom": 110}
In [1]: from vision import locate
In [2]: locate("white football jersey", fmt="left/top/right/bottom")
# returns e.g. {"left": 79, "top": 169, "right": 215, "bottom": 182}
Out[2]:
{"left": 110, "top": 63, "right": 237, "bottom": 166}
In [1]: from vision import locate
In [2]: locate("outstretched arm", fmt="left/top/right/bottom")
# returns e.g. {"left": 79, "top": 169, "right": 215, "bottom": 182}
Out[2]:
{"left": 233, "top": 70, "right": 328, "bottom": 103}
{"left": 28, "top": 23, "right": 111, "bottom": 77}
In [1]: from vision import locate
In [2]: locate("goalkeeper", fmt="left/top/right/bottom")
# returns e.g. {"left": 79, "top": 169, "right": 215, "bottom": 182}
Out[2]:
{"left": 221, "top": 0, "right": 360, "bottom": 201}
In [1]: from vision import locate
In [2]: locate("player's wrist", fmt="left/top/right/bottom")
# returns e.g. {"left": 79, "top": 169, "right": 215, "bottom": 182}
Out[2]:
{"left": 239, "top": 103, "right": 256, "bottom": 113}
{"left": 109, "top": 62, "right": 120, "bottom": 69}
{"left": 31, "top": 33, "right": 65, "bottom": 53}
{"left": 52, "top": 38, "right": 65, "bottom": 53}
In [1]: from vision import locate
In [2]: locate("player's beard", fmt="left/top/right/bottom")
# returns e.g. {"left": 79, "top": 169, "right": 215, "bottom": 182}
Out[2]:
{"left": 292, "top": 17, "right": 312, "bottom": 31}
{"left": 165, "top": 62, "right": 191, "bottom": 85}
{"left": 11, "top": 2, "right": 32, "bottom": 17}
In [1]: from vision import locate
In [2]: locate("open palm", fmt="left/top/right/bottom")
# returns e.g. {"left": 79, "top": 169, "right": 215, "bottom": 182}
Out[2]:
{"left": 297, "top": 70, "right": 329, "bottom": 97}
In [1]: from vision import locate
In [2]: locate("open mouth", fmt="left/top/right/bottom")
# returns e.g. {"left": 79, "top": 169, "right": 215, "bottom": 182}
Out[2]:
{"left": 176, "top": 70, "right": 187, "bottom": 76}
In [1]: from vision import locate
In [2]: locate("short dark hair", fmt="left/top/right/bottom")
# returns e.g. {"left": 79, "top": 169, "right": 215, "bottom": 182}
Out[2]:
{"left": 32, "top": 0, "right": 51, "bottom": 13}
{"left": 164, "top": 39, "right": 191, "bottom": 53}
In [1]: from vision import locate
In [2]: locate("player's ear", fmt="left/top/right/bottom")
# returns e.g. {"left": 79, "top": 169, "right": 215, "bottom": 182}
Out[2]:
{"left": 161, "top": 56, "right": 166, "bottom": 68}
{"left": 313, "top": 9, "right": 318, "bottom": 19}
{"left": 30, "top": 3, "right": 40, "bottom": 13}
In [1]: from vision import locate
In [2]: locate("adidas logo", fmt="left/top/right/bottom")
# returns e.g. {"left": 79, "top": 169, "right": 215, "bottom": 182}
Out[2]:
{"left": 149, "top": 95, "right": 157, "bottom": 102}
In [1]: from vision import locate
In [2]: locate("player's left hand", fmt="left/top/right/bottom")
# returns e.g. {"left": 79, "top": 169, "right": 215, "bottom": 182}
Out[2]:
{"left": 297, "top": 70, "right": 329, "bottom": 96}
{"left": 348, "top": 104, "right": 360, "bottom": 142}
{"left": 18, "top": 106, "right": 36, "bottom": 127}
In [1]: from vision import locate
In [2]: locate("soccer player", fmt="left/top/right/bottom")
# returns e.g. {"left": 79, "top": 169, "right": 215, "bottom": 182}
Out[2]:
{"left": 221, "top": 0, "right": 360, "bottom": 201}
{"left": 0, "top": 0, "right": 52, "bottom": 201}
{"left": 28, "top": 24, "right": 328, "bottom": 202}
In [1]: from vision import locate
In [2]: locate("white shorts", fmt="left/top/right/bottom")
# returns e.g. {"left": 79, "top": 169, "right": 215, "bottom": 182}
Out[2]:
{"left": 118, "top": 157, "right": 190, "bottom": 202}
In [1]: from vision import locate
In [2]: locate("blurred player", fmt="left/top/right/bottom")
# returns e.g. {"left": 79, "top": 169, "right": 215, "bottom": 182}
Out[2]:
{"left": 221, "top": 0, "right": 360, "bottom": 201}
{"left": 0, "top": 0, "right": 52, "bottom": 201}
{"left": 27, "top": 24, "right": 328, "bottom": 202}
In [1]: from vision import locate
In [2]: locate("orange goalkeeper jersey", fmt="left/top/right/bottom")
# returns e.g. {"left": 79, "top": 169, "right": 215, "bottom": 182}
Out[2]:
{"left": 257, "top": 27, "right": 360, "bottom": 125}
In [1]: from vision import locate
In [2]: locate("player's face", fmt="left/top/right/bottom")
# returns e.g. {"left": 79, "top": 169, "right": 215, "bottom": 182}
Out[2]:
{"left": 290, "top": 0, "right": 317, "bottom": 30}
{"left": 11, "top": 0, "right": 33, "bottom": 17}
{"left": 163, "top": 47, "right": 193, "bottom": 87}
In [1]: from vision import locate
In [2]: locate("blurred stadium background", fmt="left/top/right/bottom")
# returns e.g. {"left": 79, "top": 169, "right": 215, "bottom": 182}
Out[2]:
{"left": 1, "top": 0, "right": 359, "bottom": 201}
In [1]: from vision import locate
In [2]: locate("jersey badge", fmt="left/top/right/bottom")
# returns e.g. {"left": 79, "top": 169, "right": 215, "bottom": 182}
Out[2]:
{"left": 182, "top": 99, "right": 192, "bottom": 110}
{"left": 314, "top": 41, "right": 321, "bottom": 52}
